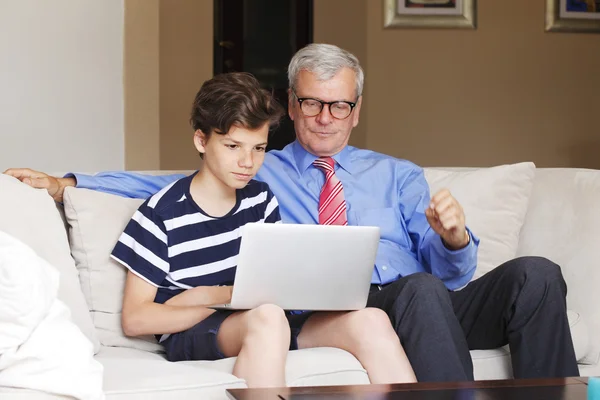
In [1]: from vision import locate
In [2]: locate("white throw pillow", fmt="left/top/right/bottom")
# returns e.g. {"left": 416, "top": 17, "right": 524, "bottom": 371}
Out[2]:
{"left": 0, "top": 231, "right": 104, "bottom": 400}
{"left": 63, "top": 187, "right": 164, "bottom": 353}
{"left": 0, "top": 174, "right": 100, "bottom": 353}
{"left": 424, "top": 162, "right": 536, "bottom": 280}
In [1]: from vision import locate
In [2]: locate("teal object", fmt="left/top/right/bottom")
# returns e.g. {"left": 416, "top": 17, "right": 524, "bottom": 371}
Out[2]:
{"left": 589, "top": 377, "right": 600, "bottom": 400}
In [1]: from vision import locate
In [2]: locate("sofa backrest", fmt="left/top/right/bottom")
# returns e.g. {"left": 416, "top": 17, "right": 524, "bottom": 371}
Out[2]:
{"left": 424, "top": 163, "right": 535, "bottom": 280}
{"left": 517, "top": 168, "right": 600, "bottom": 355}
{"left": 45, "top": 165, "right": 599, "bottom": 357}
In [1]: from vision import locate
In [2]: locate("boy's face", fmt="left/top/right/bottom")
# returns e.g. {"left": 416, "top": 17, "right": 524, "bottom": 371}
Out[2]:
{"left": 194, "top": 123, "right": 269, "bottom": 189}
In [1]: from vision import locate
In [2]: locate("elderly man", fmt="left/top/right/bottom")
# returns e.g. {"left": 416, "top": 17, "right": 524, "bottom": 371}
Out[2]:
{"left": 5, "top": 43, "right": 578, "bottom": 382}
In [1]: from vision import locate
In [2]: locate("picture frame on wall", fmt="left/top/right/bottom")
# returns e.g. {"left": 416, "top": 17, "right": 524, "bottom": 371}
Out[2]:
{"left": 546, "top": 0, "right": 600, "bottom": 32}
{"left": 383, "top": 0, "right": 476, "bottom": 29}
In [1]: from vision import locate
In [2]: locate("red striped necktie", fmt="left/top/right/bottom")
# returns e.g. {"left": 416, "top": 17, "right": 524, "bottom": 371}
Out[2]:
{"left": 313, "top": 157, "right": 348, "bottom": 226}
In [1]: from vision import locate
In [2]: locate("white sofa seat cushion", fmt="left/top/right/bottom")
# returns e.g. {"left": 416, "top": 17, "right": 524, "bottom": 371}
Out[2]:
{"left": 96, "top": 347, "right": 245, "bottom": 400}
{"left": 186, "top": 347, "right": 369, "bottom": 387}
{"left": 97, "top": 346, "right": 368, "bottom": 399}
{"left": 284, "top": 348, "right": 369, "bottom": 387}
{"left": 471, "top": 348, "right": 512, "bottom": 381}
{"left": 0, "top": 175, "right": 100, "bottom": 353}
{"left": 424, "top": 162, "right": 536, "bottom": 281}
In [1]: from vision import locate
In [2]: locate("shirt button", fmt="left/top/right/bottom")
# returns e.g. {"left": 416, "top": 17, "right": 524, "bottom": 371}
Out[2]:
{"left": 382, "top": 265, "right": 388, "bottom": 271}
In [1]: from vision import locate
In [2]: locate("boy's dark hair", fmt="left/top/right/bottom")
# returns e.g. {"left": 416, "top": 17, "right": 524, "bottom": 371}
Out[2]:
{"left": 190, "top": 72, "right": 285, "bottom": 138}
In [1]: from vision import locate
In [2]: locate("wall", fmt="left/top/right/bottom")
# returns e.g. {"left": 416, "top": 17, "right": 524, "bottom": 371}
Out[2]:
{"left": 155, "top": 0, "right": 366, "bottom": 169}
{"left": 0, "top": 0, "right": 124, "bottom": 172}
{"left": 127, "top": 0, "right": 600, "bottom": 170}
{"left": 365, "top": 0, "right": 600, "bottom": 168}
{"left": 124, "top": 0, "right": 160, "bottom": 170}
{"left": 158, "top": 0, "right": 213, "bottom": 170}
{"left": 313, "top": 0, "right": 368, "bottom": 149}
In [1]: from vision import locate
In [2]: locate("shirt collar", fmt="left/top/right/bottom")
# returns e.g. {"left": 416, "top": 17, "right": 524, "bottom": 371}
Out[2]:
{"left": 291, "top": 140, "right": 353, "bottom": 175}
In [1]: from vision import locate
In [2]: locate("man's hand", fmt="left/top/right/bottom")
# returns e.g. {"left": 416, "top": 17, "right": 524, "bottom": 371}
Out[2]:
{"left": 425, "top": 189, "right": 470, "bottom": 250}
{"left": 2, "top": 168, "right": 75, "bottom": 202}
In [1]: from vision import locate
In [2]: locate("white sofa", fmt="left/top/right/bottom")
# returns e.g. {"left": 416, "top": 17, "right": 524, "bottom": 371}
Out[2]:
{"left": 0, "top": 162, "right": 599, "bottom": 399}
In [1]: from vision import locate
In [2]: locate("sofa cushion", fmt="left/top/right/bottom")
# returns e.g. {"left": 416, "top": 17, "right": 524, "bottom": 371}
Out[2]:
{"left": 517, "top": 168, "right": 600, "bottom": 361}
{"left": 470, "top": 348, "right": 512, "bottom": 380}
{"left": 0, "top": 175, "right": 100, "bottom": 353}
{"left": 187, "top": 347, "right": 369, "bottom": 387}
{"left": 95, "top": 347, "right": 245, "bottom": 399}
{"left": 62, "top": 187, "right": 162, "bottom": 352}
{"left": 567, "top": 309, "right": 590, "bottom": 363}
{"left": 284, "top": 348, "right": 370, "bottom": 386}
{"left": 424, "top": 162, "right": 536, "bottom": 280}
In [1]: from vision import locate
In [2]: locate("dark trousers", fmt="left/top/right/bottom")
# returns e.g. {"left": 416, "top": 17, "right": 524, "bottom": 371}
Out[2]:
{"left": 367, "top": 256, "right": 579, "bottom": 382}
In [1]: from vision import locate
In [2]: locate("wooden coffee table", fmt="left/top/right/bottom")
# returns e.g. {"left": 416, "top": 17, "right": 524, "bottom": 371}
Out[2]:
{"left": 227, "top": 377, "right": 590, "bottom": 399}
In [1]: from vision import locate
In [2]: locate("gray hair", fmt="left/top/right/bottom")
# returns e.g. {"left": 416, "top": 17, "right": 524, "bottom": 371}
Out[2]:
{"left": 288, "top": 43, "right": 364, "bottom": 97}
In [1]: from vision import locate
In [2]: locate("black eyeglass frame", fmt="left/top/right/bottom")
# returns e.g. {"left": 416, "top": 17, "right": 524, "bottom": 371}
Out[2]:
{"left": 292, "top": 89, "right": 357, "bottom": 120}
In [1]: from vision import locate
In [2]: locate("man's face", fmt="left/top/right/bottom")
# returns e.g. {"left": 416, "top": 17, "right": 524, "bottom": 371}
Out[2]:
{"left": 289, "top": 68, "right": 362, "bottom": 157}
{"left": 194, "top": 123, "right": 269, "bottom": 190}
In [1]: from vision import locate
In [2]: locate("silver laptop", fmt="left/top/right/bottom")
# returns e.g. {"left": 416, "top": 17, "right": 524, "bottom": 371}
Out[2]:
{"left": 210, "top": 223, "right": 380, "bottom": 311}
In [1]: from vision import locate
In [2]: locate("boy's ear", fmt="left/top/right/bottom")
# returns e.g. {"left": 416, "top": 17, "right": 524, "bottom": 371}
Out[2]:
{"left": 194, "top": 129, "right": 208, "bottom": 155}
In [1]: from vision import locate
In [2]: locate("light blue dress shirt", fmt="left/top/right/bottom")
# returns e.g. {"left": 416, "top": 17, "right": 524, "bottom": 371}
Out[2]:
{"left": 72, "top": 140, "right": 479, "bottom": 290}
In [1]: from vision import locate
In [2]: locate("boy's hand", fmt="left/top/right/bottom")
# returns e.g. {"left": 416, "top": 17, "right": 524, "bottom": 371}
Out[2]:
{"left": 3, "top": 168, "right": 75, "bottom": 202}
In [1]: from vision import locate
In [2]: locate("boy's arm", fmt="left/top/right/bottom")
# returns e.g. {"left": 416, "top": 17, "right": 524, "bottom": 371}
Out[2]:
{"left": 122, "top": 271, "right": 216, "bottom": 337}
{"left": 112, "top": 198, "right": 223, "bottom": 336}
{"left": 165, "top": 285, "right": 233, "bottom": 307}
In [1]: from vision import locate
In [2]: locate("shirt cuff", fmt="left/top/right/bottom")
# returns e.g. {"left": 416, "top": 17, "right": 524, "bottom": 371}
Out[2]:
{"left": 436, "top": 227, "right": 479, "bottom": 262}
{"left": 64, "top": 172, "right": 96, "bottom": 190}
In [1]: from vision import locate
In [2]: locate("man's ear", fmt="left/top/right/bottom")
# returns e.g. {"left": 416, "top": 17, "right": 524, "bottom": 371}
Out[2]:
{"left": 287, "top": 88, "right": 295, "bottom": 121}
{"left": 352, "top": 96, "right": 362, "bottom": 128}
{"left": 194, "top": 129, "right": 208, "bottom": 155}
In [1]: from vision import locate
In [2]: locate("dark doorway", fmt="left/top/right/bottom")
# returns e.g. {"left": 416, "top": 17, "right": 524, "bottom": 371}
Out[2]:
{"left": 214, "top": 0, "right": 313, "bottom": 151}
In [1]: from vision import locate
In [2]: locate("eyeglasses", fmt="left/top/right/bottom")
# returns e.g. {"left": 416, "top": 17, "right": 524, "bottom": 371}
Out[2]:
{"left": 292, "top": 90, "right": 357, "bottom": 120}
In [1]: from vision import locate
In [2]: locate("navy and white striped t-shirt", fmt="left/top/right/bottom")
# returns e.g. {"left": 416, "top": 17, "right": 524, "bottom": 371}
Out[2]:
{"left": 111, "top": 172, "right": 281, "bottom": 305}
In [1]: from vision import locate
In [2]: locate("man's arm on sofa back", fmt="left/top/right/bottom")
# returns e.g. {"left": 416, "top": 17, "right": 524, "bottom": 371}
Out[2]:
{"left": 3, "top": 168, "right": 185, "bottom": 201}
{"left": 69, "top": 171, "right": 185, "bottom": 200}
{"left": 3, "top": 168, "right": 75, "bottom": 202}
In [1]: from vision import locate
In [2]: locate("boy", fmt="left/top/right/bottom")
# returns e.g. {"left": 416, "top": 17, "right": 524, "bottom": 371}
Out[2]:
{"left": 111, "top": 72, "right": 416, "bottom": 388}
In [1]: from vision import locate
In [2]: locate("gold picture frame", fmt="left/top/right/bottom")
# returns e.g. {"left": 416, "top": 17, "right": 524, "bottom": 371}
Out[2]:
{"left": 384, "top": 0, "right": 476, "bottom": 29}
{"left": 546, "top": 0, "right": 600, "bottom": 32}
